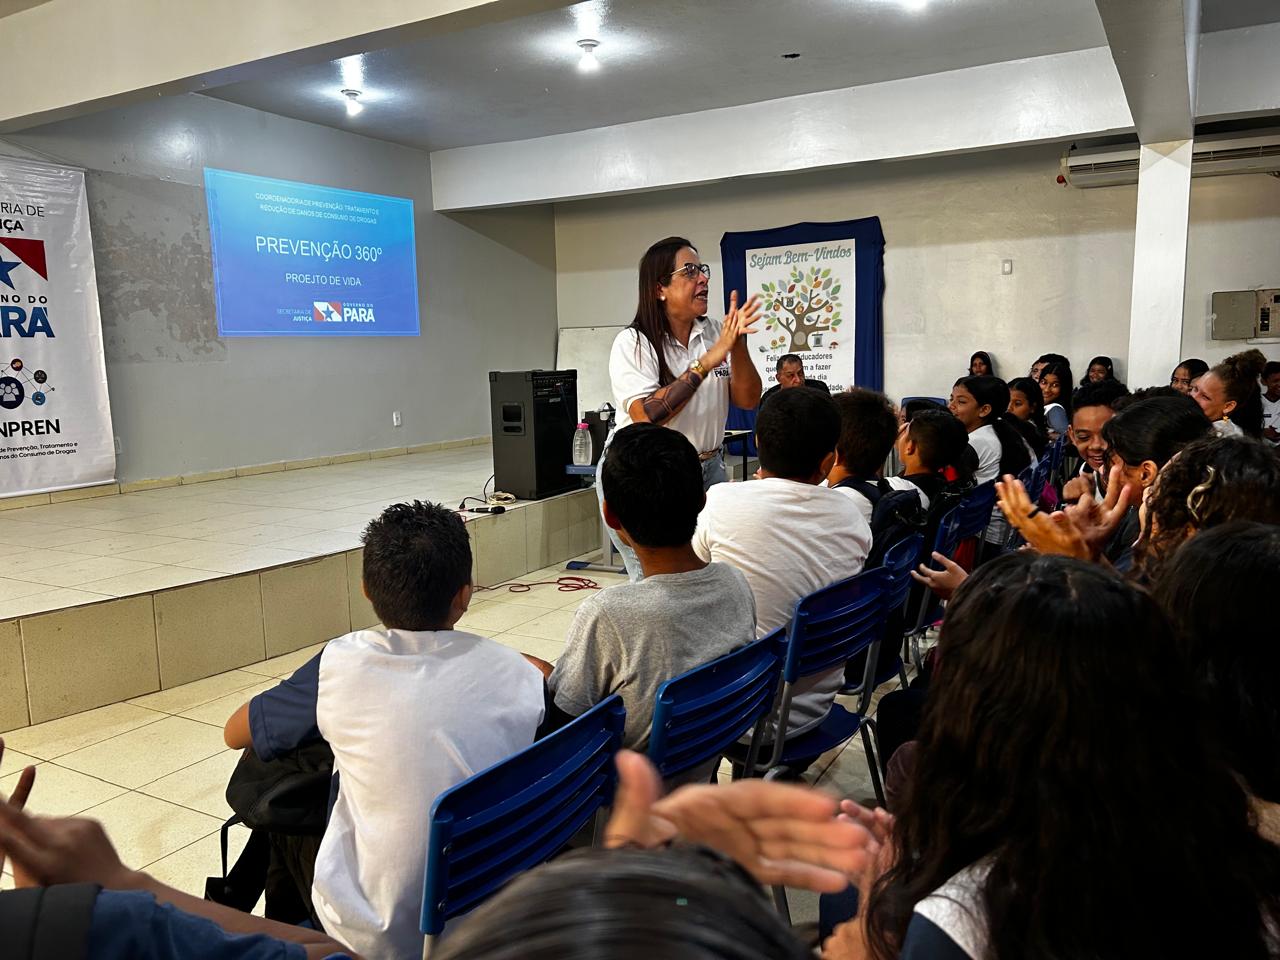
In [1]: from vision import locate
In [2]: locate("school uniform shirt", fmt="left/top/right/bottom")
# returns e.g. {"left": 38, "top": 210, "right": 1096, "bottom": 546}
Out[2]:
{"left": 249, "top": 629, "right": 545, "bottom": 960}
{"left": 1263, "top": 393, "right": 1280, "bottom": 446}
{"left": 829, "top": 475, "right": 932, "bottom": 527}
{"left": 967, "top": 424, "right": 1002, "bottom": 484}
{"left": 609, "top": 320, "right": 730, "bottom": 455}
{"left": 692, "top": 477, "right": 872, "bottom": 737}
{"left": 899, "top": 863, "right": 991, "bottom": 959}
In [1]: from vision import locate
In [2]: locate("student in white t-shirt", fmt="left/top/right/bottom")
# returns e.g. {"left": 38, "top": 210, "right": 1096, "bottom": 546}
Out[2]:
{"left": 693, "top": 387, "right": 872, "bottom": 755}
{"left": 604, "top": 237, "right": 763, "bottom": 580}
{"left": 224, "top": 502, "right": 545, "bottom": 960}
{"left": 949, "top": 376, "right": 1030, "bottom": 486}
{"left": 1263, "top": 361, "right": 1280, "bottom": 446}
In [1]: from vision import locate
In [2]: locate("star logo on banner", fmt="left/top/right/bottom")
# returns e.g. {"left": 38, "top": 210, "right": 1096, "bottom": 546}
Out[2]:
{"left": 0, "top": 258, "right": 20, "bottom": 290}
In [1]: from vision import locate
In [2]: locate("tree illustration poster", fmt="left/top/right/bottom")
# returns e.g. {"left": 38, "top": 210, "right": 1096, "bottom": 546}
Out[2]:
{"left": 720, "top": 218, "right": 885, "bottom": 396}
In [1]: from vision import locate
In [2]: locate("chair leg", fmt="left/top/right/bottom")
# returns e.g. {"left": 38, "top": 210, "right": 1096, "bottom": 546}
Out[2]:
{"left": 772, "top": 883, "right": 792, "bottom": 922}
{"left": 859, "top": 722, "right": 886, "bottom": 807}
{"left": 896, "top": 660, "right": 909, "bottom": 689}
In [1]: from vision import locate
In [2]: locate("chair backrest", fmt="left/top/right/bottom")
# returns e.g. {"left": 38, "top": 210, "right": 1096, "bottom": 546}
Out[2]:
{"left": 420, "top": 696, "right": 626, "bottom": 936}
{"left": 781, "top": 567, "right": 888, "bottom": 684}
{"left": 901, "top": 395, "right": 947, "bottom": 410}
{"left": 880, "top": 533, "right": 924, "bottom": 615}
{"left": 647, "top": 631, "right": 784, "bottom": 780}
{"left": 950, "top": 480, "right": 997, "bottom": 543}
{"left": 1047, "top": 435, "right": 1067, "bottom": 473}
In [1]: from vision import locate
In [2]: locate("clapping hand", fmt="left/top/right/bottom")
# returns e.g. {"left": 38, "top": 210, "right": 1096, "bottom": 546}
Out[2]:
{"left": 0, "top": 737, "right": 35, "bottom": 879}
{"left": 1060, "top": 463, "right": 1133, "bottom": 559}
{"left": 996, "top": 474, "right": 1092, "bottom": 561}
{"left": 604, "top": 750, "right": 872, "bottom": 892}
{"left": 707, "top": 291, "right": 761, "bottom": 367}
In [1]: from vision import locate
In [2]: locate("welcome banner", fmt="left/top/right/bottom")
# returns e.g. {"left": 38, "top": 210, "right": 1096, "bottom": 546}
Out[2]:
{"left": 720, "top": 217, "right": 886, "bottom": 393}
{"left": 0, "top": 155, "right": 115, "bottom": 497}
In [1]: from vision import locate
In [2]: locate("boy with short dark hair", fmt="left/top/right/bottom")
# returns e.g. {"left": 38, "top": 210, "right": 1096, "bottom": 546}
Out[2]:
{"left": 825, "top": 389, "right": 928, "bottom": 521}
{"left": 693, "top": 388, "right": 871, "bottom": 741}
{"left": 546, "top": 424, "right": 756, "bottom": 775}
{"left": 894, "top": 409, "right": 971, "bottom": 506}
{"left": 224, "top": 501, "right": 544, "bottom": 960}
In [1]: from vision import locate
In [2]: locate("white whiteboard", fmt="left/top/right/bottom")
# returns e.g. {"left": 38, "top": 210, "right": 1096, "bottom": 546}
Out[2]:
{"left": 556, "top": 325, "right": 627, "bottom": 421}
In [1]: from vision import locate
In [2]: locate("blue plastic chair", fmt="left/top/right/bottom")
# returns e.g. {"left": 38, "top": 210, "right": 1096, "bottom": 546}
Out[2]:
{"left": 843, "top": 533, "right": 923, "bottom": 696}
{"left": 647, "top": 631, "right": 784, "bottom": 782}
{"left": 951, "top": 480, "right": 997, "bottom": 542}
{"left": 764, "top": 567, "right": 890, "bottom": 804}
{"left": 419, "top": 696, "right": 626, "bottom": 942}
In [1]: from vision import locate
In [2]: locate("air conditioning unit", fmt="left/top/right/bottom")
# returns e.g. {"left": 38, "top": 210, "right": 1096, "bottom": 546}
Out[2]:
{"left": 1061, "top": 130, "right": 1280, "bottom": 188}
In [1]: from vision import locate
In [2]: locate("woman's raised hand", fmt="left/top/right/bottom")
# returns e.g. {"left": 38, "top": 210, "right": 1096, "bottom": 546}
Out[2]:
{"left": 707, "top": 291, "right": 762, "bottom": 367}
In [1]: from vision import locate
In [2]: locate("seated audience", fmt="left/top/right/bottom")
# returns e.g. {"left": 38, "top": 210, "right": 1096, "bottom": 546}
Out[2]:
{"left": 893, "top": 410, "right": 970, "bottom": 508}
{"left": 545, "top": 423, "right": 756, "bottom": 773}
{"left": 827, "top": 553, "right": 1280, "bottom": 960}
{"left": 826, "top": 389, "right": 925, "bottom": 522}
{"left": 1097, "top": 394, "right": 1211, "bottom": 570}
{"left": 1133, "top": 433, "right": 1280, "bottom": 582}
{"left": 900, "top": 397, "right": 943, "bottom": 423}
{"left": 1062, "top": 379, "right": 1130, "bottom": 501}
{"left": 1154, "top": 522, "right": 1280, "bottom": 842}
{"left": 1004, "top": 375, "right": 1048, "bottom": 457}
{"left": 967, "top": 351, "right": 994, "bottom": 377}
{"left": 1037, "top": 360, "right": 1073, "bottom": 438}
{"left": 760, "top": 353, "right": 831, "bottom": 405}
{"left": 1262, "top": 360, "right": 1280, "bottom": 445}
{"left": 1193, "top": 348, "right": 1268, "bottom": 438}
{"left": 948, "top": 376, "right": 1029, "bottom": 485}
{"left": 223, "top": 501, "right": 545, "bottom": 960}
{"left": 1170, "top": 357, "right": 1209, "bottom": 395}
{"left": 693, "top": 387, "right": 871, "bottom": 743}
{"left": 1081, "top": 355, "right": 1115, "bottom": 384}
{"left": 1029, "top": 352, "right": 1068, "bottom": 380}
{"left": 0, "top": 741, "right": 348, "bottom": 960}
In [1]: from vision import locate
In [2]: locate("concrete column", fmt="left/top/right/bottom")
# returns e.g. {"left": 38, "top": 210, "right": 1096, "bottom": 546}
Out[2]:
{"left": 1126, "top": 139, "right": 1193, "bottom": 388}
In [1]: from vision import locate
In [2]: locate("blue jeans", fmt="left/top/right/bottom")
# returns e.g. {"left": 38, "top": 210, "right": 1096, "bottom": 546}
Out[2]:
{"left": 597, "top": 449, "right": 726, "bottom": 582}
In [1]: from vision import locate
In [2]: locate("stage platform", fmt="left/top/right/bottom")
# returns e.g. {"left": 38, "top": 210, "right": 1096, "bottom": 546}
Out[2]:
{"left": 0, "top": 445, "right": 601, "bottom": 732}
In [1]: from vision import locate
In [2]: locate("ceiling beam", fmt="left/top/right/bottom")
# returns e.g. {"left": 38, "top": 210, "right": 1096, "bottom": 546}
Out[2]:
{"left": 0, "top": 0, "right": 576, "bottom": 132}
{"left": 430, "top": 48, "right": 1133, "bottom": 211}
{"left": 1094, "top": 0, "right": 1201, "bottom": 142}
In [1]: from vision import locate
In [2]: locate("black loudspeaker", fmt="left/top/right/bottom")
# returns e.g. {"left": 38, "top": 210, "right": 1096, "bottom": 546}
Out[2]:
{"left": 489, "top": 370, "right": 579, "bottom": 501}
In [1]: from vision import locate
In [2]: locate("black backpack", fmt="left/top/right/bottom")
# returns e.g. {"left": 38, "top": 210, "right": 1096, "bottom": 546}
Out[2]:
{"left": 205, "top": 741, "right": 333, "bottom": 923}
{"left": 0, "top": 884, "right": 100, "bottom": 960}
{"left": 835, "top": 477, "right": 928, "bottom": 568}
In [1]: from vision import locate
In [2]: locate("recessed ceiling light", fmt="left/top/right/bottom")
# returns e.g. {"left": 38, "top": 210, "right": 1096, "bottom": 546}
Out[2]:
{"left": 577, "top": 38, "right": 600, "bottom": 73}
{"left": 341, "top": 89, "right": 363, "bottom": 116}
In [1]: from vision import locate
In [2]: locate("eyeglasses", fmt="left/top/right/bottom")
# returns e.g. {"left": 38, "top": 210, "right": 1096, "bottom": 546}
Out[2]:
{"left": 665, "top": 263, "right": 711, "bottom": 282}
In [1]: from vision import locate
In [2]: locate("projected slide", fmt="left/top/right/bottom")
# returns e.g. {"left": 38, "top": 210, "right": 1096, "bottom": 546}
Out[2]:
{"left": 204, "top": 168, "right": 419, "bottom": 337}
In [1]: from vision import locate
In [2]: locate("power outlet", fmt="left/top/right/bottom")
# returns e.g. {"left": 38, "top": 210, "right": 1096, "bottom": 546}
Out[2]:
{"left": 113, "top": 436, "right": 122, "bottom": 454}
{"left": 392, "top": 411, "right": 402, "bottom": 428}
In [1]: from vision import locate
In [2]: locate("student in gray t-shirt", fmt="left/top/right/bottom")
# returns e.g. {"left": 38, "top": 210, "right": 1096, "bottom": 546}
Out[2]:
{"left": 544, "top": 423, "right": 757, "bottom": 758}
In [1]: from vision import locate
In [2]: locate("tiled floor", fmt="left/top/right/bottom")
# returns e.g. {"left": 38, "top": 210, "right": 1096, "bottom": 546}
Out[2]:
{"left": 0, "top": 447, "right": 507, "bottom": 620}
{"left": 0, "top": 557, "right": 893, "bottom": 924}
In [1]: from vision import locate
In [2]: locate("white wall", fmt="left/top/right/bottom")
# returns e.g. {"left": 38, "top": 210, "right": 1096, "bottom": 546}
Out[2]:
{"left": 4, "top": 95, "right": 558, "bottom": 482}
{"left": 555, "top": 143, "right": 1280, "bottom": 401}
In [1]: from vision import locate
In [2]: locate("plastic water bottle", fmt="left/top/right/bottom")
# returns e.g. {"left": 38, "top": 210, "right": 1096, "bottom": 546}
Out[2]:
{"left": 572, "top": 422, "right": 593, "bottom": 466}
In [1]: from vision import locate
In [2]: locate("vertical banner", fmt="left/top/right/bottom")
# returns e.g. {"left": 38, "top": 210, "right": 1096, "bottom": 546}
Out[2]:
{"left": 0, "top": 156, "right": 115, "bottom": 497}
{"left": 720, "top": 217, "right": 885, "bottom": 394}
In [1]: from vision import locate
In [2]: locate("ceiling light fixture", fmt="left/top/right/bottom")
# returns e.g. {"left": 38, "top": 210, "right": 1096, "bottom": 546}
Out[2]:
{"left": 341, "top": 88, "right": 363, "bottom": 116}
{"left": 577, "top": 39, "right": 600, "bottom": 73}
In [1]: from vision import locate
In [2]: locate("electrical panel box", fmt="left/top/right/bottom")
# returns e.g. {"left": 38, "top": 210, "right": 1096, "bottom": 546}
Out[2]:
{"left": 1211, "top": 289, "right": 1280, "bottom": 340}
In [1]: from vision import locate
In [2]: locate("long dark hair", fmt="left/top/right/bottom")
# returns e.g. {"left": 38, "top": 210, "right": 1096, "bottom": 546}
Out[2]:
{"left": 1081, "top": 355, "right": 1114, "bottom": 385}
{"left": 957, "top": 375, "right": 1030, "bottom": 476}
{"left": 1135, "top": 434, "right": 1280, "bottom": 582}
{"left": 433, "top": 845, "right": 810, "bottom": 960}
{"left": 866, "top": 553, "right": 1280, "bottom": 960}
{"left": 630, "top": 237, "right": 695, "bottom": 388}
{"left": 1101, "top": 394, "right": 1210, "bottom": 468}
{"left": 969, "top": 350, "right": 994, "bottom": 377}
{"left": 1154, "top": 522, "right": 1280, "bottom": 805}
{"left": 1211, "top": 348, "right": 1268, "bottom": 437}
{"left": 1039, "top": 360, "right": 1074, "bottom": 415}
{"left": 1006, "top": 375, "right": 1048, "bottom": 455}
